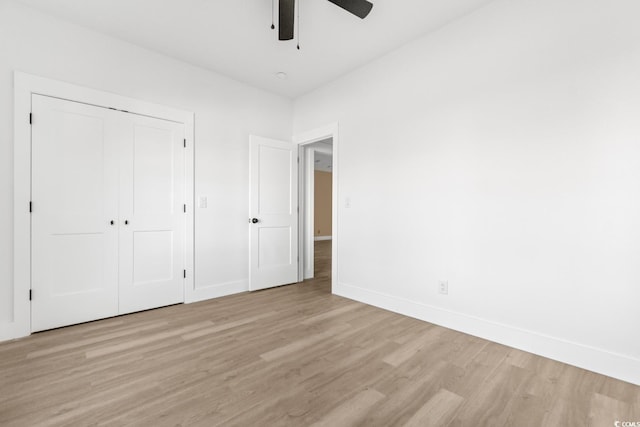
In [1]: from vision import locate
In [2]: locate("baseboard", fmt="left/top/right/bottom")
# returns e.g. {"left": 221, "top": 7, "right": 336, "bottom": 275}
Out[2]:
{"left": 314, "top": 236, "right": 332, "bottom": 241}
{"left": 185, "top": 279, "right": 248, "bottom": 303}
{"left": 0, "top": 280, "right": 249, "bottom": 343}
{"left": 0, "top": 321, "right": 30, "bottom": 343}
{"left": 334, "top": 282, "right": 640, "bottom": 386}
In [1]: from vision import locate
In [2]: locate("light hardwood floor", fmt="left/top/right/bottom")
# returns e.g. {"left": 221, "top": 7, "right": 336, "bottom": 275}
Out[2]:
{"left": 1, "top": 240, "right": 638, "bottom": 426}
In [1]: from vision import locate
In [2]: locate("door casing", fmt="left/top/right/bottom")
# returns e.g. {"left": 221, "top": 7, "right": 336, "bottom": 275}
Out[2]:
{"left": 293, "top": 124, "right": 340, "bottom": 290}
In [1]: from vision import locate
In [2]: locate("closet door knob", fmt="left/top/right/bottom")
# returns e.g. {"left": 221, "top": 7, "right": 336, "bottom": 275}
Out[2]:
{"left": 110, "top": 220, "right": 115, "bottom": 225}
{"left": 124, "top": 220, "right": 129, "bottom": 225}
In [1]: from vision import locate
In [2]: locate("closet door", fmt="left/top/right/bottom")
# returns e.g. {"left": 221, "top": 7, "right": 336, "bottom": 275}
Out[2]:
{"left": 118, "top": 114, "right": 185, "bottom": 314}
{"left": 31, "top": 95, "right": 119, "bottom": 332}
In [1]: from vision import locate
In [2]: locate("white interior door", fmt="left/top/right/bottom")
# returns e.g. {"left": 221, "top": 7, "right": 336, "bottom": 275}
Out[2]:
{"left": 31, "top": 95, "right": 119, "bottom": 332}
{"left": 118, "top": 114, "right": 185, "bottom": 314}
{"left": 31, "top": 95, "right": 186, "bottom": 331}
{"left": 249, "top": 136, "right": 299, "bottom": 291}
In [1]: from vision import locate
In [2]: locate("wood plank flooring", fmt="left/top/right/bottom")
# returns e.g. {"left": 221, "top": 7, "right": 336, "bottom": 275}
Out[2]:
{"left": 1, "top": 240, "right": 638, "bottom": 426}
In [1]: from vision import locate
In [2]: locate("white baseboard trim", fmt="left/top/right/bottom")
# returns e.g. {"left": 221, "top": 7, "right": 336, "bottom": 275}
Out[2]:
{"left": 185, "top": 280, "right": 248, "bottom": 303}
{"left": 334, "top": 281, "right": 640, "bottom": 386}
{"left": 314, "top": 236, "right": 332, "bottom": 241}
{"left": 1, "top": 279, "right": 249, "bottom": 343}
{"left": 0, "top": 321, "right": 30, "bottom": 343}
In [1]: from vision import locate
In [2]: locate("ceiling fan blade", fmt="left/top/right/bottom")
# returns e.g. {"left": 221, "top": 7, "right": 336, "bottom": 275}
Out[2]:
{"left": 279, "top": 0, "right": 295, "bottom": 40}
{"left": 327, "top": 0, "right": 373, "bottom": 19}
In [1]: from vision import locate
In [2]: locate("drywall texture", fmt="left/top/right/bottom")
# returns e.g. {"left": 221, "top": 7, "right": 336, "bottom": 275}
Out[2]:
{"left": 294, "top": 0, "right": 640, "bottom": 383}
{"left": 0, "top": 1, "right": 292, "bottom": 325}
{"left": 314, "top": 171, "right": 332, "bottom": 237}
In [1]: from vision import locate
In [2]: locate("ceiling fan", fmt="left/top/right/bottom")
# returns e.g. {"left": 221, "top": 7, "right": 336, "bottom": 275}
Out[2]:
{"left": 277, "top": 0, "right": 374, "bottom": 41}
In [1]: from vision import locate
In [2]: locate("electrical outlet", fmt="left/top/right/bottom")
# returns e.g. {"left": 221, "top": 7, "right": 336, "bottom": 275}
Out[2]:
{"left": 438, "top": 281, "right": 449, "bottom": 295}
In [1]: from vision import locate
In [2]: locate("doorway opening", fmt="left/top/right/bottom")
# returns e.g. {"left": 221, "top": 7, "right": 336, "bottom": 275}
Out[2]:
{"left": 298, "top": 134, "right": 336, "bottom": 291}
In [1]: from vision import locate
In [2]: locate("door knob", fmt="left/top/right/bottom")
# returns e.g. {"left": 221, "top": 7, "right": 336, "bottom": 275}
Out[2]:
{"left": 110, "top": 220, "right": 115, "bottom": 225}
{"left": 124, "top": 220, "right": 129, "bottom": 225}
{"left": 251, "top": 218, "right": 259, "bottom": 224}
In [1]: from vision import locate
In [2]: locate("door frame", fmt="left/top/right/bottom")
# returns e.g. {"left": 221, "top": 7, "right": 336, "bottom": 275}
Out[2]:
{"left": 294, "top": 123, "right": 339, "bottom": 291}
{"left": 8, "top": 71, "right": 195, "bottom": 341}
{"left": 301, "top": 141, "right": 333, "bottom": 280}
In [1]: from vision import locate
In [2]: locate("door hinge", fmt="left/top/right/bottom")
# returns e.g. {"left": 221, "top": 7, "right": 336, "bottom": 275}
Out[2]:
{"left": 29, "top": 201, "right": 32, "bottom": 213}
{"left": 297, "top": 157, "right": 300, "bottom": 163}
{"left": 183, "top": 269, "right": 186, "bottom": 278}
{"left": 29, "top": 113, "right": 32, "bottom": 125}
{"left": 183, "top": 138, "right": 186, "bottom": 148}
{"left": 183, "top": 204, "right": 186, "bottom": 213}
{"left": 29, "top": 290, "right": 32, "bottom": 301}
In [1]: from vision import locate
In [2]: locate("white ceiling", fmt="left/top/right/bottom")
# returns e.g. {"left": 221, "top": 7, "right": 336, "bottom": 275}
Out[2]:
{"left": 308, "top": 139, "right": 333, "bottom": 172}
{"left": 16, "top": 0, "right": 496, "bottom": 98}
{"left": 314, "top": 152, "right": 333, "bottom": 173}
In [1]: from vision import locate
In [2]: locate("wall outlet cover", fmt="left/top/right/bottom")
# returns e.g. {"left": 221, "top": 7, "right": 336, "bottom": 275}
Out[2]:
{"left": 439, "top": 281, "right": 448, "bottom": 295}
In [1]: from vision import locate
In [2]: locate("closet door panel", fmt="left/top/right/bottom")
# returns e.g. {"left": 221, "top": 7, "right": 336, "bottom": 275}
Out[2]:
{"left": 31, "top": 95, "right": 119, "bottom": 332}
{"left": 118, "top": 116, "right": 185, "bottom": 314}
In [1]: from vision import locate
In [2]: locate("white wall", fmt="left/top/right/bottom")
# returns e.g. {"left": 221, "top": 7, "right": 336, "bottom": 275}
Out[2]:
{"left": 294, "top": 0, "right": 640, "bottom": 384}
{"left": 0, "top": 1, "right": 292, "bottom": 329}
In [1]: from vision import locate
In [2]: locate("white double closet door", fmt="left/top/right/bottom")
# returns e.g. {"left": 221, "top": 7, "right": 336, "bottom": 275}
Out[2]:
{"left": 31, "top": 95, "right": 186, "bottom": 332}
